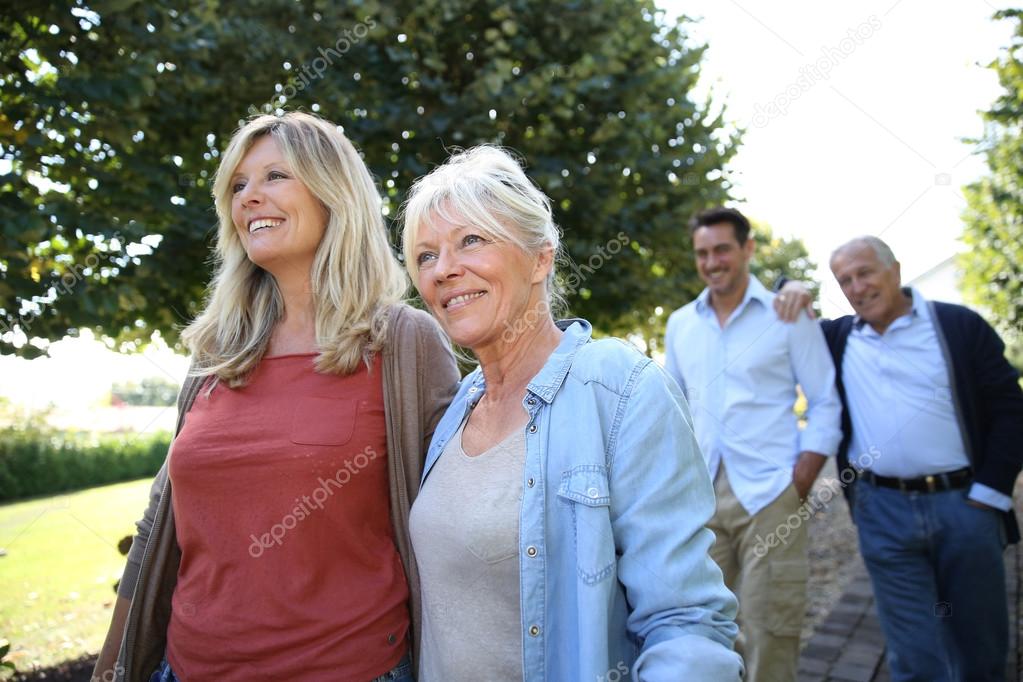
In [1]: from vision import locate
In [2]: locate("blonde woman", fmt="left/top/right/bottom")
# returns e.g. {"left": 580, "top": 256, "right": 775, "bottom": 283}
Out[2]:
{"left": 402, "top": 147, "right": 743, "bottom": 681}
{"left": 93, "top": 112, "right": 458, "bottom": 681}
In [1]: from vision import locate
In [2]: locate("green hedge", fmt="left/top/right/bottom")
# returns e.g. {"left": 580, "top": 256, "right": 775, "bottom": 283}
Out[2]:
{"left": 0, "top": 426, "right": 170, "bottom": 502}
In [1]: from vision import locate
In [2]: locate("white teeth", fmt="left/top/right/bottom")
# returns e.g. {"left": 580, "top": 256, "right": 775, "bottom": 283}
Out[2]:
{"left": 249, "top": 218, "right": 283, "bottom": 233}
{"left": 445, "top": 292, "right": 485, "bottom": 308}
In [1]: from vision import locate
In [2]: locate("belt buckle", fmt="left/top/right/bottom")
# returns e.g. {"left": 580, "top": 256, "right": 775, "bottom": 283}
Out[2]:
{"left": 925, "top": 475, "right": 936, "bottom": 493}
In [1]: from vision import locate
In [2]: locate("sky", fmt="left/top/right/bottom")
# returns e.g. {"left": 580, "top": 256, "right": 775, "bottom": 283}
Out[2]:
{"left": 661, "top": 0, "right": 1013, "bottom": 315}
{"left": 0, "top": 330, "right": 189, "bottom": 415}
{"left": 1, "top": 1, "right": 1014, "bottom": 411}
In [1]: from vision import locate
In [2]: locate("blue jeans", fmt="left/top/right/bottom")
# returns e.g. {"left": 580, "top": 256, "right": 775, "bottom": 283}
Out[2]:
{"left": 853, "top": 479, "right": 1007, "bottom": 681}
{"left": 149, "top": 653, "right": 414, "bottom": 682}
{"left": 371, "top": 654, "right": 414, "bottom": 682}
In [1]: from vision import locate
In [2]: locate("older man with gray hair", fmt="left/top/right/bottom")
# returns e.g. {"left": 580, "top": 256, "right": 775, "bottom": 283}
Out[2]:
{"left": 779, "top": 235, "right": 1023, "bottom": 681}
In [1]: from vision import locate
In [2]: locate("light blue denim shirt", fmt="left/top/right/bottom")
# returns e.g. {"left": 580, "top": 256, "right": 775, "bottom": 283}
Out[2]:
{"left": 420, "top": 320, "right": 742, "bottom": 681}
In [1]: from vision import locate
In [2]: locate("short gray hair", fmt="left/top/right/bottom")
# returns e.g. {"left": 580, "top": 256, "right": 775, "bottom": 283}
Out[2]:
{"left": 401, "top": 145, "right": 562, "bottom": 300}
{"left": 830, "top": 235, "right": 897, "bottom": 268}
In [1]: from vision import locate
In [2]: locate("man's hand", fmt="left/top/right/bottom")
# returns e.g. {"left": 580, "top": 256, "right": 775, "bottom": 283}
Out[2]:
{"left": 774, "top": 280, "right": 816, "bottom": 322}
{"left": 793, "top": 451, "right": 828, "bottom": 500}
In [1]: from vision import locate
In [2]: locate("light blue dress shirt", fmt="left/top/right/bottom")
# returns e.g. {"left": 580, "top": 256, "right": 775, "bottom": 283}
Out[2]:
{"left": 842, "top": 287, "right": 1012, "bottom": 511}
{"left": 421, "top": 320, "right": 743, "bottom": 681}
{"left": 664, "top": 275, "right": 843, "bottom": 516}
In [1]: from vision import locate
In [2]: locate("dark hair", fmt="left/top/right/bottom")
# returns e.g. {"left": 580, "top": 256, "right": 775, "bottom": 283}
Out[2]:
{"left": 688, "top": 207, "right": 751, "bottom": 245}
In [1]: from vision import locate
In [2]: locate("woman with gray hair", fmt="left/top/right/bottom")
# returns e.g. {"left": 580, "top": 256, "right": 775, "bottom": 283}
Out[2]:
{"left": 93, "top": 112, "right": 458, "bottom": 681}
{"left": 402, "top": 146, "right": 743, "bottom": 681}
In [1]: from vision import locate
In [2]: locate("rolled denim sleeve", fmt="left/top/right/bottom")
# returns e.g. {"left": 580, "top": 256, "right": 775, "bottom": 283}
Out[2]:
{"left": 788, "top": 311, "right": 843, "bottom": 456}
{"left": 610, "top": 362, "right": 743, "bottom": 681}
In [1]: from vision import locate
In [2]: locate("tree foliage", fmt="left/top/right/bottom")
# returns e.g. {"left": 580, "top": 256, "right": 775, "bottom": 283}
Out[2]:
{"left": 110, "top": 375, "right": 178, "bottom": 406}
{"left": 751, "top": 220, "right": 818, "bottom": 311}
{"left": 2, "top": 0, "right": 812, "bottom": 357}
{"left": 960, "top": 8, "right": 1023, "bottom": 368}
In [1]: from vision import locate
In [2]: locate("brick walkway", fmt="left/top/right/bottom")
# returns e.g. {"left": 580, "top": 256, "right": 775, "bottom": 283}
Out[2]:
{"left": 797, "top": 540, "right": 1021, "bottom": 681}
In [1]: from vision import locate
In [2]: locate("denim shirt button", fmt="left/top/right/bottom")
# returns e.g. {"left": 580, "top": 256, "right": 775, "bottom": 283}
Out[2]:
{"left": 527, "top": 477, "right": 535, "bottom": 488}
{"left": 529, "top": 424, "right": 537, "bottom": 433}
{"left": 526, "top": 545, "right": 538, "bottom": 557}
{"left": 527, "top": 397, "right": 537, "bottom": 406}
{"left": 587, "top": 487, "right": 600, "bottom": 498}
{"left": 469, "top": 386, "right": 478, "bottom": 393}
{"left": 528, "top": 625, "right": 541, "bottom": 637}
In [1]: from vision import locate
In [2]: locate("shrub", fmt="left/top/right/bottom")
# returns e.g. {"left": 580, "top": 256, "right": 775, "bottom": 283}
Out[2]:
{"left": 0, "top": 425, "right": 170, "bottom": 502}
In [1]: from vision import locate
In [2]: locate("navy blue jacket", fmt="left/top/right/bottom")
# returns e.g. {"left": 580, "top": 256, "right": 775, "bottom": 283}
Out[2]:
{"left": 821, "top": 300, "right": 1023, "bottom": 543}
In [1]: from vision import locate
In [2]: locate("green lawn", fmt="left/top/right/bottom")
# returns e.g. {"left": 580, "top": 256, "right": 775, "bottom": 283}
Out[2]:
{"left": 0, "top": 478, "right": 152, "bottom": 671}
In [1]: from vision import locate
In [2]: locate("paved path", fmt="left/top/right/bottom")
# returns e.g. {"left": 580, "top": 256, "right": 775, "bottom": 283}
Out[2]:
{"left": 798, "top": 531, "right": 1021, "bottom": 681}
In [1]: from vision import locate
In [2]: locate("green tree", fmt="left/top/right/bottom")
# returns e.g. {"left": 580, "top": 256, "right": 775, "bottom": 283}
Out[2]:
{"left": 2, "top": 0, "right": 811, "bottom": 356}
{"left": 960, "top": 8, "right": 1023, "bottom": 369}
{"left": 110, "top": 375, "right": 178, "bottom": 406}
{"left": 751, "top": 220, "right": 818, "bottom": 309}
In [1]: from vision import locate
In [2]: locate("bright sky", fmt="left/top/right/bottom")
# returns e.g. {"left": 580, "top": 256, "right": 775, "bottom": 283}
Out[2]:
{"left": 2, "top": 1, "right": 1014, "bottom": 410}
{"left": 660, "top": 0, "right": 1013, "bottom": 316}
{"left": 0, "top": 330, "right": 189, "bottom": 413}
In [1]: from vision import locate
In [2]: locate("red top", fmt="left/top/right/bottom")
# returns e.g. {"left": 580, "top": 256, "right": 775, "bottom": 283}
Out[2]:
{"left": 166, "top": 354, "right": 409, "bottom": 680}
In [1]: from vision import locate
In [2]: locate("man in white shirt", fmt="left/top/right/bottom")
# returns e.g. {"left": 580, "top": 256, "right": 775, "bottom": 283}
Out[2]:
{"left": 664, "top": 207, "right": 842, "bottom": 682}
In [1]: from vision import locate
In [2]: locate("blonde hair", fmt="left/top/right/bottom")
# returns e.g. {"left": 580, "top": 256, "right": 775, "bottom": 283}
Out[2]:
{"left": 400, "top": 146, "right": 562, "bottom": 304}
{"left": 182, "top": 112, "right": 407, "bottom": 386}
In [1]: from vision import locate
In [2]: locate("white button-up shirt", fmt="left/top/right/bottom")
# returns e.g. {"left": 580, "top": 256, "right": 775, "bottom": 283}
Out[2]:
{"left": 843, "top": 287, "right": 1011, "bottom": 510}
{"left": 664, "top": 275, "right": 843, "bottom": 515}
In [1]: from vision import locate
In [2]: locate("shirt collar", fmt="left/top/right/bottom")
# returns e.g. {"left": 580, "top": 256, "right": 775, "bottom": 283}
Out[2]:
{"left": 466, "top": 318, "right": 592, "bottom": 405}
{"left": 694, "top": 274, "right": 771, "bottom": 317}
{"left": 853, "top": 287, "right": 925, "bottom": 333}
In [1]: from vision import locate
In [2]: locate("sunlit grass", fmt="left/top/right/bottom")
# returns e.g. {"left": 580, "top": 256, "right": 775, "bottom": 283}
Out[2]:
{"left": 0, "top": 478, "right": 151, "bottom": 671}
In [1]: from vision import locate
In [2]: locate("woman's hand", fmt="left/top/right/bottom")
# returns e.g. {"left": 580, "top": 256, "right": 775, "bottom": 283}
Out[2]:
{"left": 92, "top": 595, "right": 131, "bottom": 681}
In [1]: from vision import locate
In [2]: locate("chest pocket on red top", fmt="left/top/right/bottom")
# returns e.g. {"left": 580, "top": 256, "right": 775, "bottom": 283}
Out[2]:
{"left": 289, "top": 396, "right": 358, "bottom": 446}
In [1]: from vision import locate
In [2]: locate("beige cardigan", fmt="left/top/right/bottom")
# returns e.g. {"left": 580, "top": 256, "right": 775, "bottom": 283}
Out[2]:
{"left": 114, "top": 305, "right": 459, "bottom": 681}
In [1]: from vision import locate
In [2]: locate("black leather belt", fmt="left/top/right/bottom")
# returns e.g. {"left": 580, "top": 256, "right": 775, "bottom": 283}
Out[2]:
{"left": 859, "top": 467, "right": 972, "bottom": 493}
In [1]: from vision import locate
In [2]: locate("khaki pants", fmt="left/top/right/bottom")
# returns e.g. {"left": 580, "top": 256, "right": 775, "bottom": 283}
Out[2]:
{"left": 709, "top": 465, "right": 808, "bottom": 682}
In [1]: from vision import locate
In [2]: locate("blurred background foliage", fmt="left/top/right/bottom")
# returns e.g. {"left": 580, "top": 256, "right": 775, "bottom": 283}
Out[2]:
{"left": 2, "top": 0, "right": 816, "bottom": 358}
{"left": 960, "top": 9, "right": 1023, "bottom": 369}
{"left": 109, "top": 376, "right": 177, "bottom": 406}
{"left": 0, "top": 423, "right": 170, "bottom": 501}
